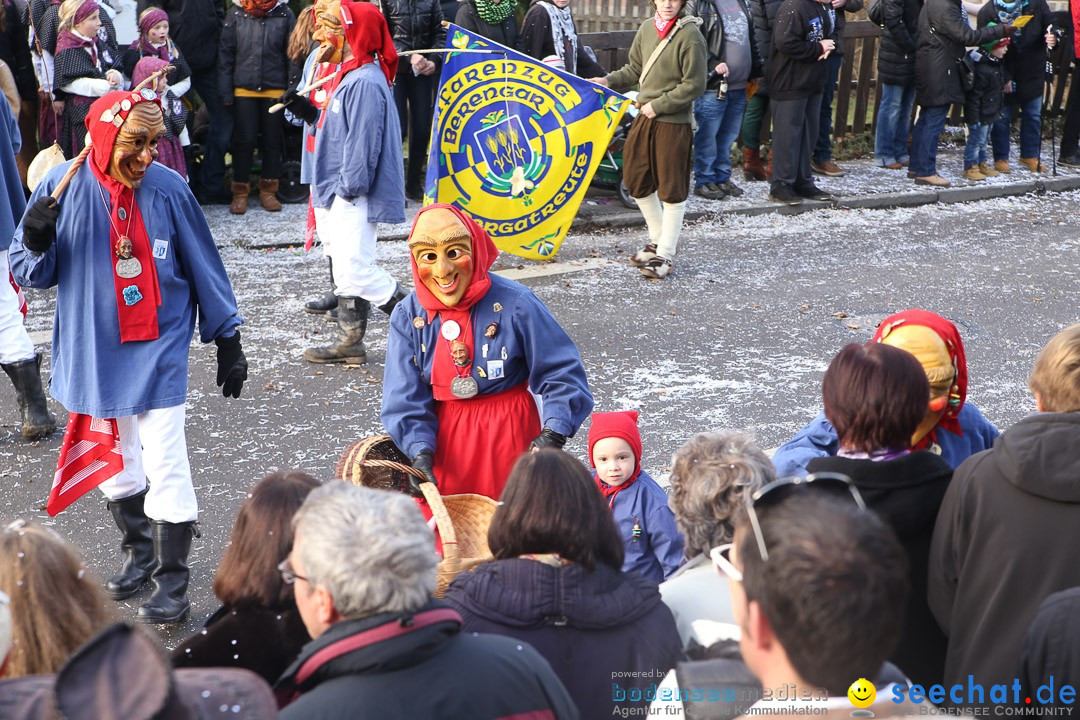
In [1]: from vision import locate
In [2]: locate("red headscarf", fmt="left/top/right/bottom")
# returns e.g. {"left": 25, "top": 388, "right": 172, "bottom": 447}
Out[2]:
{"left": 588, "top": 410, "right": 644, "bottom": 504}
{"left": 85, "top": 89, "right": 163, "bottom": 342}
{"left": 872, "top": 309, "right": 968, "bottom": 439}
{"left": 338, "top": 0, "right": 398, "bottom": 87}
{"left": 408, "top": 204, "right": 499, "bottom": 401}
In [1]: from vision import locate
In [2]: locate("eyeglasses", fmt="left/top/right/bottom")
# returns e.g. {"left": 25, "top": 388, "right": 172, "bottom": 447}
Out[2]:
{"left": 709, "top": 543, "right": 743, "bottom": 583}
{"left": 745, "top": 473, "right": 866, "bottom": 562}
{"left": 277, "top": 558, "right": 309, "bottom": 585}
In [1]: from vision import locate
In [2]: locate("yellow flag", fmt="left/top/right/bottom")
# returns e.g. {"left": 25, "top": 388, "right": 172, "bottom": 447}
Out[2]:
{"left": 424, "top": 25, "right": 630, "bottom": 260}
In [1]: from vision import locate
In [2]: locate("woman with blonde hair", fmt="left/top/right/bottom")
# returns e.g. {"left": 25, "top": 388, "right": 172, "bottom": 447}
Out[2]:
{"left": 0, "top": 520, "right": 113, "bottom": 678}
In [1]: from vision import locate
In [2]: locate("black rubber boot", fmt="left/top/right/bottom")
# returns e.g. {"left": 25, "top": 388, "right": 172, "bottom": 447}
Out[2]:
{"left": 377, "top": 282, "right": 408, "bottom": 317}
{"left": 304, "top": 259, "right": 338, "bottom": 314}
{"left": 302, "top": 296, "right": 369, "bottom": 364}
{"left": 2, "top": 352, "right": 57, "bottom": 439}
{"left": 137, "top": 521, "right": 198, "bottom": 624}
{"left": 104, "top": 488, "right": 155, "bottom": 600}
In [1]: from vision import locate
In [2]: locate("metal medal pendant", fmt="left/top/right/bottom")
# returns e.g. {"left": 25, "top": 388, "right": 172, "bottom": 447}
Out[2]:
{"left": 450, "top": 376, "right": 479, "bottom": 399}
{"left": 115, "top": 256, "right": 143, "bottom": 279}
{"left": 441, "top": 320, "right": 461, "bottom": 340}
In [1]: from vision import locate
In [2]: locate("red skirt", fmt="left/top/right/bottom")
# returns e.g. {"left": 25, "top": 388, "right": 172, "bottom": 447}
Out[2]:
{"left": 432, "top": 382, "right": 540, "bottom": 500}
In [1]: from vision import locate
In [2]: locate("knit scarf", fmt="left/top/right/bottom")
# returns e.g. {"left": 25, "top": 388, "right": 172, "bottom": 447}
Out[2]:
{"left": 240, "top": 0, "right": 279, "bottom": 17}
{"left": 595, "top": 472, "right": 639, "bottom": 508}
{"left": 538, "top": 1, "right": 578, "bottom": 65}
{"left": 475, "top": 0, "right": 516, "bottom": 26}
{"left": 993, "top": 0, "right": 1025, "bottom": 26}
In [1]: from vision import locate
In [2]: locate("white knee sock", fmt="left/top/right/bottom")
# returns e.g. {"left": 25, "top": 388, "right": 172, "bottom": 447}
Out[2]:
{"left": 656, "top": 201, "right": 687, "bottom": 260}
{"left": 635, "top": 192, "right": 663, "bottom": 243}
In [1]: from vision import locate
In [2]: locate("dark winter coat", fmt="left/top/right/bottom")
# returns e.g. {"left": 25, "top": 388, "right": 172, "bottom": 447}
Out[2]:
{"left": 687, "top": 0, "right": 765, "bottom": 90}
{"left": 218, "top": 2, "right": 295, "bottom": 102}
{"left": 445, "top": 558, "right": 684, "bottom": 720}
{"left": 136, "top": 0, "right": 224, "bottom": 72}
{"left": 1018, "top": 587, "right": 1080, "bottom": 707}
{"left": 275, "top": 601, "right": 580, "bottom": 719}
{"left": 383, "top": 0, "right": 446, "bottom": 57}
{"left": 520, "top": 0, "right": 606, "bottom": 77}
{"left": 749, "top": 0, "right": 783, "bottom": 92}
{"left": 170, "top": 604, "right": 310, "bottom": 687}
{"left": 964, "top": 48, "right": 1006, "bottom": 124}
{"left": 0, "top": 2, "right": 35, "bottom": 100}
{"left": 877, "top": 0, "right": 922, "bottom": 86}
{"left": 454, "top": 0, "right": 519, "bottom": 48}
{"left": 808, "top": 451, "right": 953, "bottom": 688}
{"left": 915, "top": 0, "right": 1007, "bottom": 107}
{"left": 977, "top": 0, "right": 1053, "bottom": 103}
{"left": 766, "top": 0, "right": 836, "bottom": 100}
{"left": 929, "top": 413, "right": 1080, "bottom": 694}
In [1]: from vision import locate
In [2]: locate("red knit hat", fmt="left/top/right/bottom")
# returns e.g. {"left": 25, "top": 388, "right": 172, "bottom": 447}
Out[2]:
{"left": 588, "top": 411, "right": 643, "bottom": 481}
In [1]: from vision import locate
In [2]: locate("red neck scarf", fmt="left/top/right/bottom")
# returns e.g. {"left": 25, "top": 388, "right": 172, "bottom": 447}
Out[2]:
{"left": 654, "top": 14, "right": 677, "bottom": 40}
{"left": 596, "top": 473, "right": 640, "bottom": 508}
{"left": 324, "top": 1, "right": 398, "bottom": 100}
{"left": 408, "top": 205, "right": 499, "bottom": 401}
{"left": 86, "top": 90, "right": 163, "bottom": 342}
{"left": 240, "top": 0, "right": 279, "bottom": 17}
{"left": 872, "top": 309, "right": 969, "bottom": 444}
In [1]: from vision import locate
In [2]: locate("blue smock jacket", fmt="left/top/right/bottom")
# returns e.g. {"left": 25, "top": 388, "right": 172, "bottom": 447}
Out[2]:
{"left": 310, "top": 62, "right": 405, "bottom": 224}
{"left": 606, "top": 470, "right": 685, "bottom": 585}
{"left": 0, "top": 99, "right": 23, "bottom": 252}
{"left": 772, "top": 403, "right": 1000, "bottom": 477}
{"left": 381, "top": 273, "right": 593, "bottom": 459}
{"left": 10, "top": 161, "right": 242, "bottom": 417}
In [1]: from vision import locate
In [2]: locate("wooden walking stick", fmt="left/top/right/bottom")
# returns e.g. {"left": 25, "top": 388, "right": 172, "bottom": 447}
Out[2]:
{"left": 268, "top": 71, "right": 340, "bottom": 114}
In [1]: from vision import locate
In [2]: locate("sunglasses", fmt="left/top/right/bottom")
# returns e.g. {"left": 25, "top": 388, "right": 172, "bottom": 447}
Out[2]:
{"left": 277, "top": 558, "right": 309, "bottom": 585}
{"left": 745, "top": 473, "right": 865, "bottom": 562}
{"left": 710, "top": 543, "right": 742, "bottom": 583}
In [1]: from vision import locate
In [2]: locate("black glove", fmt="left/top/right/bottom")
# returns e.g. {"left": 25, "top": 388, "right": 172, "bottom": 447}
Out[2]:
{"left": 530, "top": 427, "right": 568, "bottom": 451}
{"left": 1002, "top": 23, "right": 1018, "bottom": 38}
{"left": 277, "top": 88, "right": 319, "bottom": 124}
{"left": 22, "top": 197, "right": 60, "bottom": 254}
{"left": 214, "top": 330, "right": 247, "bottom": 399}
{"left": 410, "top": 451, "right": 438, "bottom": 497}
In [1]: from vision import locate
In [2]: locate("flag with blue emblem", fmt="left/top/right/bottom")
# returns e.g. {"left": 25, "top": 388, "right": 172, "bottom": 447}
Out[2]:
{"left": 425, "top": 24, "right": 630, "bottom": 260}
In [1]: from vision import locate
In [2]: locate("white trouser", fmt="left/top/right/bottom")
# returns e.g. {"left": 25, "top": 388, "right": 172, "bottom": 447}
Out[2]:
{"left": 97, "top": 405, "right": 197, "bottom": 523}
{"left": 0, "top": 250, "right": 35, "bottom": 365}
{"left": 314, "top": 195, "right": 396, "bottom": 305}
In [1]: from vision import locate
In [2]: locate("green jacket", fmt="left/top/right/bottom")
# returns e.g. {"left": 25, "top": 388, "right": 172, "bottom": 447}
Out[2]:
{"left": 605, "top": 16, "right": 707, "bottom": 124}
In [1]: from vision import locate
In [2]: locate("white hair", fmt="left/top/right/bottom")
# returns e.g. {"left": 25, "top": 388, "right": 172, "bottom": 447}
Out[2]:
{"left": 293, "top": 482, "right": 437, "bottom": 618}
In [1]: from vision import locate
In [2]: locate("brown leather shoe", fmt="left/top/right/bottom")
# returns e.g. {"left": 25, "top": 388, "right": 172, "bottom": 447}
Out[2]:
{"left": 812, "top": 160, "right": 845, "bottom": 177}
{"left": 742, "top": 147, "right": 767, "bottom": 182}
{"left": 259, "top": 179, "right": 282, "bottom": 211}
{"left": 229, "top": 181, "right": 250, "bottom": 215}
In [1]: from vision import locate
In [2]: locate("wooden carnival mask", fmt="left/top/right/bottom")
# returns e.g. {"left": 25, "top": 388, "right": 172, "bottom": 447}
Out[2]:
{"left": 108, "top": 102, "right": 164, "bottom": 189}
{"left": 409, "top": 209, "right": 475, "bottom": 308}
{"left": 312, "top": 0, "right": 345, "bottom": 64}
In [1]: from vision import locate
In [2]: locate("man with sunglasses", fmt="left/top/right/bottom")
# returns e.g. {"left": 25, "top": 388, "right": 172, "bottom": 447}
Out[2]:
{"left": 653, "top": 476, "right": 916, "bottom": 718}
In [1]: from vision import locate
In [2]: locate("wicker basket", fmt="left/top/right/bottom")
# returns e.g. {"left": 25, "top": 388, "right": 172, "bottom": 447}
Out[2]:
{"left": 337, "top": 435, "right": 498, "bottom": 596}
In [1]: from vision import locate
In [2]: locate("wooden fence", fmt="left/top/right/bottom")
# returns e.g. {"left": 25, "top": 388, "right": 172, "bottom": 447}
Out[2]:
{"left": 579, "top": 20, "right": 1075, "bottom": 143}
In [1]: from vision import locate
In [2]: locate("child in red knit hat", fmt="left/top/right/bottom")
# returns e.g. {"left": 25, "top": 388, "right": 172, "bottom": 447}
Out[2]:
{"left": 588, "top": 411, "right": 685, "bottom": 583}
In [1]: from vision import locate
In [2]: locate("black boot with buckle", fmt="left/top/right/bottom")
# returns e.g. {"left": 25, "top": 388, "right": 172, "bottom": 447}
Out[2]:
{"left": 2, "top": 351, "right": 57, "bottom": 439}
{"left": 302, "top": 296, "right": 369, "bottom": 364}
{"left": 137, "top": 521, "right": 199, "bottom": 624}
{"left": 104, "top": 488, "right": 155, "bottom": 599}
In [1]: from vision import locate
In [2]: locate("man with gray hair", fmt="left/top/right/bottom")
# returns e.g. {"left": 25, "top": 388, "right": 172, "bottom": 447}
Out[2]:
{"left": 274, "top": 481, "right": 580, "bottom": 719}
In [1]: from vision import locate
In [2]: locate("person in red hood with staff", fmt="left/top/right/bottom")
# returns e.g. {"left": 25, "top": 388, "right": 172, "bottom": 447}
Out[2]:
{"left": 381, "top": 204, "right": 594, "bottom": 501}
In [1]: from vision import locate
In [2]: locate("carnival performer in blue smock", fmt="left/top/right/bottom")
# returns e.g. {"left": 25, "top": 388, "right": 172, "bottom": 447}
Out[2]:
{"left": 382, "top": 204, "right": 593, "bottom": 502}
{"left": 772, "top": 309, "right": 998, "bottom": 477}
{"left": 277, "top": 0, "right": 408, "bottom": 364}
{"left": 10, "top": 86, "right": 248, "bottom": 626}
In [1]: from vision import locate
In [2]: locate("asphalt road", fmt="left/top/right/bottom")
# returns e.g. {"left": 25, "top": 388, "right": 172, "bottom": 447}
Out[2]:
{"left": 2, "top": 190, "right": 1078, "bottom": 647}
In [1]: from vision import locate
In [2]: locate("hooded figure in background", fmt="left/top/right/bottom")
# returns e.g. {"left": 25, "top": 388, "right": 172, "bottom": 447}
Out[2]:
{"left": 771, "top": 308, "right": 999, "bottom": 477}
{"left": 382, "top": 204, "right": 593, "bottom": 504}
{"left": 10, "top": 85, "right": 247, "bottom": 626}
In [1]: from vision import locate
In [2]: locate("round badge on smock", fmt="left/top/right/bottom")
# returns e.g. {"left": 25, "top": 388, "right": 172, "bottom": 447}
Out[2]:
{"left": 441, "top": 320, "right": 461, "bottom": 340}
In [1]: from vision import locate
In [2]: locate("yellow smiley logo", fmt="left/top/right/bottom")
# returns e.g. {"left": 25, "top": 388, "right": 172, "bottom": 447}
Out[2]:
{"left": 848, "top": 678, "right": 876, "bottom": 709}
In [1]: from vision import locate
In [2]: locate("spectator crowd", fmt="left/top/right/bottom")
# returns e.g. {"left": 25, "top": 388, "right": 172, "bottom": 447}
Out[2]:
{"left": 3, "top": 315, "right": 1080, "bottom": 718}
